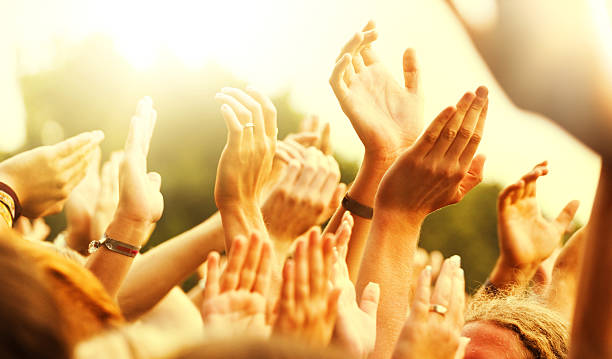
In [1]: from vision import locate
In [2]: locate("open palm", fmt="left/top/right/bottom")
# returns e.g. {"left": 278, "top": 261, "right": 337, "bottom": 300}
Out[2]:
{"left": 330, "top": 22, "right": 423, "bottom": 161}
{"left": 497, "top": 162, "right": 579, "bottom": 266}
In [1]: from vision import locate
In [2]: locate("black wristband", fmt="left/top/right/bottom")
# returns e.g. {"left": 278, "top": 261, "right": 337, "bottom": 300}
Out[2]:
{"left": 342, "top": 194, "right": 373, "bottom": 219}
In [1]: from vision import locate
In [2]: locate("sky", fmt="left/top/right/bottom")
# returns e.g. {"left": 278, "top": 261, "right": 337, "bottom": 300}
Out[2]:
{"left": 1, "top": 0, "right": 607, "bottom": 222}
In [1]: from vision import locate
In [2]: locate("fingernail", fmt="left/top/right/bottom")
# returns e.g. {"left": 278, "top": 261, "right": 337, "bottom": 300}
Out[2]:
{"left": 476, "top": 86, "right": 488, "bottom": 98}
{"left": 450, "top": 255, "right": 461, "bottom": 267}
{"left": 458, "top": 268, "right": 465, "bottom": 277}
{"left": 425, "top": 265, "right": 432, "bottom": 275}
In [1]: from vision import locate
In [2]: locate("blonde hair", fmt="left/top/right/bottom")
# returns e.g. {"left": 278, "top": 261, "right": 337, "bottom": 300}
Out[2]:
{"left": 466, "top": 292, "right": 569, "bottom": 359}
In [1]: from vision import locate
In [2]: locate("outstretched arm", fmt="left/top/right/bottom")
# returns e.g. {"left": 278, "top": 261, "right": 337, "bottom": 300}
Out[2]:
{"left": 86, "top": 97, "right": 163, "bottom": 298}
{"left": 326, "top": 21, "right": 424, "bottom": 280}
{"left": 358, "top": 87, "right": 488, "bottom": 359}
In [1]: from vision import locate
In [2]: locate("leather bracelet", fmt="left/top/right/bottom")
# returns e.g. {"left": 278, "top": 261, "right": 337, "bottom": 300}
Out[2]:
{"left": 342, "top": 194, "right": 373, "bottom": 219}
{"left": 0, "top": 202, "right": 13, "bottom": 227}
{"left": 0, "top": 182, "right": 21, "bottom": 222}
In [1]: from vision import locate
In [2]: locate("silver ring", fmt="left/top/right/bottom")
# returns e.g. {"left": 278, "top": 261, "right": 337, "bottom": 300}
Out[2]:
{"left": 429, "top": 304, "right": 448, "bottom": 316}
{"left": 244, "top": 122, "right": 255, "bottom": 128}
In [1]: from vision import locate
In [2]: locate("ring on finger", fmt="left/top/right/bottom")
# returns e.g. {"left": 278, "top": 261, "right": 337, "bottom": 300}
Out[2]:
{"left": 429, "top": 304, "right": 448, "bottom": 317}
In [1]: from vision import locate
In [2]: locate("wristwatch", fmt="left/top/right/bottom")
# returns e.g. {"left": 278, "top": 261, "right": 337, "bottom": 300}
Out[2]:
{"left": 88, "top": 234, "right": 140, "bottom": 257}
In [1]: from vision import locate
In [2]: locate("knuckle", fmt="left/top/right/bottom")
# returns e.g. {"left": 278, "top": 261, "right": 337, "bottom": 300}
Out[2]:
{"left": 470, "top": 133, "right": 482, "bottom": 145}
{"left": 457, "top": 127, "right": 472, "bottom": 140}
{"left": 423, "top": 131, "right": 439, "bottom": 144}
{"left": 443, "top": 128, "right": 457, "bottom": 141}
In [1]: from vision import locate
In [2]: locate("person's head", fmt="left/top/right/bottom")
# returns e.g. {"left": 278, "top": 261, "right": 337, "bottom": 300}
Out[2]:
{"left": 463, "top": 292, "right": 569, "bottom": 359}
{"left": 10, "top": 230, "right": 124, "bottom": 347}
{"left": 0, "top": 230, "right": 70, "bottom": 359}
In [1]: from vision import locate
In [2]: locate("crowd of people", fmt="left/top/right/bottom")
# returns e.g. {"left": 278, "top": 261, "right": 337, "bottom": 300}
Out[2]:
{"left": 1, "top": 19, "right": 611, "bottom": 359}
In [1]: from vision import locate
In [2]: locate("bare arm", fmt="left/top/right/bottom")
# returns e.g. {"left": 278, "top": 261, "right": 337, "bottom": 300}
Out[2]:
{"left": 569, "top": 161, "right": 612, "bottom": 358}
{"left": 357, "top": 87, "right": 488, "bottom": 359}
{"left": 326, "top": 21, "right": 424, "bottom": 281}
{"left": 117, "top": 212, "right": 224, "bottom": 320}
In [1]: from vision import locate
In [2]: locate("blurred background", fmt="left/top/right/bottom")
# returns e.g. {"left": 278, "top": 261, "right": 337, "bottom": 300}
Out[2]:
{"left": 2, "top": 0, "right": 609, "bottom": 290}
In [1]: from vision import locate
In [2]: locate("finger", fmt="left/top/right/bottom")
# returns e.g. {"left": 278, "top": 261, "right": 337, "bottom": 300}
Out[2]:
{"left": 275, "top": 147, "right": 292, "bottom": 164}
{"left": 60, "top": 135, "right": 104, "bottom": 169}
{"left": 147, "top": 172, "right": 162, "bottom": 192}
{"left": 253, "top": 240, "right": 272, "bottom": 296}
{"left": 324, "top": 183, "right": 346, "bottom": 222}
{"left": 221, "top": 87, "right": 265, "bottom": 139}
{"left": 307, "top": 227, "right": 324, "bottom": 298}
{"left": 285, "top": 133, "right": 318, "bottom": 148}
{"left": 428, "top": 92, "right": 476, "bottom": 159}
{"left": 294, "top": 238, "right": 309, "bottom": 308}
{"left": 336, "top": 32, "right": 364, "bottom": 62}
{"left": 429, "top": 250, "right": 444, "bottom": 280}
{"left": 322, "top": 232, "right": 336, "bottom": 283}
{"left": 359, "top": 282, "right": 380, "bottom": 319}
{"left": 221, "top": 236, "right": 248, "bottom": 291}
{"left": 554, "top": 200, "right": 580, "bottom": 232}
{"left": 402, "top": 48, "right": 420, "bottom": 93}
{"left": 410, "top": 265, "right": 432, "bottom": 321}
{"left": 203, "top": 252, "right": 221, "bottom": 300}
{"left": 448, "top": 267, "right": 465, "bottom": 327}
{"left": 411, "top": 106, "right": 456, "bottom": 157}
{"left": 318, "top": 122, "right": 332, "bottom": 155}
{"left": 343, "top": 58, "right": 356, "bottom": 85}
{"left": 278, "top": 159, "right": 301, "bottom": 192}
{"left": 55, "top": 130, "right": 104, "bottom": 157}
{"left": 360, "top": 20, "right": 380, "bottom": 66}
{"left": 65, "top": 148, "right": 102, "bottom": 190}
{"left": 245, "top": 86, "right": 278, "bottom": 139}
{"left": 238, "top": 232, "right": 263, "bottom": 290}
{"left": 326, "top": 287, "right": 342, "bottom": 323}
{"left": 125, "top": 115, "right": 148, "bottom": 156}
{"left": 498, "top": 180, "right": 523, "bottom": 210}
{"left": 145, "top": 107, "right": 157, "bottom": 156}
{"left": 279, "top": 259, "right": 296, "bottom": 317}
{"left": 309, "top": 152, "right": 330, "bottom": 194}
{"left": 353, "top": 52, "right": 366, "bottom": 73}
{"left": 523, "top": 161, "right": 549, "bottom": 197}
{"left": 446, "top": 86, "right": 488, "bottom": 160}
{"left": 459, "top": 98, "right": 488, "bottom": 167}
{"left": 278, "top": 140, "right": 304, "bottom": 160}
{"left": 511, "top": 180, "right": 526, "bottom": 204}
{"left": 456, "top": 154, "right": 486, "bottom": 198}
{"left": 330, "top": 54, "right": 351, "bottom": 99}
{"left": 300, "top": 114, "right": 316, "bottom": 133}
{"left": 431, "top": 256, "right": 461, "bottom": 311}
{"left": 219, "top": 104, "right": 243, "bottom": 146}
{"left": 293, "top": 147, "right": 318, "bottom": 197}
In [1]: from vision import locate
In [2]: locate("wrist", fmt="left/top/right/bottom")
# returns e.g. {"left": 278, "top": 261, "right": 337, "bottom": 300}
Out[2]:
{"left": 105, "top": 213, "right": 151, "bottom": 247}
{"left": 349, "top": 155, "right": 394, "bottom": 208}
{"left": 489, "top": 256, "right": 539, "bottom": 289}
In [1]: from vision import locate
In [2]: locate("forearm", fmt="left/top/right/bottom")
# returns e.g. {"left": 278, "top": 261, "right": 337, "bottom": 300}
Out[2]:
{"left": 570, "top": 162, "right": 612, "bottom": 358}
{"left": 324, "top": 155, "right": 391, "bottom": 281}
{"left": 117, "top": 212, "right": 225, "bottom": 320}
{"left": 86, "top": 215, "right": 149, "bottom": 298}
{"left": 356, "top": 208, "right": 422, "bottom": 359}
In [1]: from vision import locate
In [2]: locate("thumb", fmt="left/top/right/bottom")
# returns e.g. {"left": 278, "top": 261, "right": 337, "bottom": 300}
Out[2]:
{"left": 402, "top": 48, "right": 419, "bottom": 93}
{"left": 554, "top": 200, "right": 580, "bottom": 231}
{"left": 359, "top": 282, "right": 381, "bottom": 318}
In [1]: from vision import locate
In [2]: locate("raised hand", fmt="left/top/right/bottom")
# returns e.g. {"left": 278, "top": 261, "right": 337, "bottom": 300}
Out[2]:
{"left": 201, "top": 232, "right": 272, "bottom": 339}
{"left": 263, "top": 145, "right": 345, "bottom": 250}
{"left": 214, "top": 87, "right": 277, "bottom": 247}
{"left": 274, "top": 227, "right": 341, "bottom": 346}
{"left": 214, "top": 86, "right": 277, "bottom": 209}
{"left": 329, "top": 21, "right": 423, "bottom": 164}
{"left": 332, "top": 213, "right": 380, "bottom": 358}
{"left": 376, "top": 87, "right": 489, "bottom": 221}
{"left": 286, "top": 115, "right": 332, "bottom": 155}
{"left": 114, "top": 97, "right": 163, "bottom": 226}
{"left": 0, "top": 130, "right": 104, "bottom": 218}
{"left": 491, "top": 161, "right": 579, "bottom": 289}
{"left": 392, "top": 257, "right": 468, "bottom": 359}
